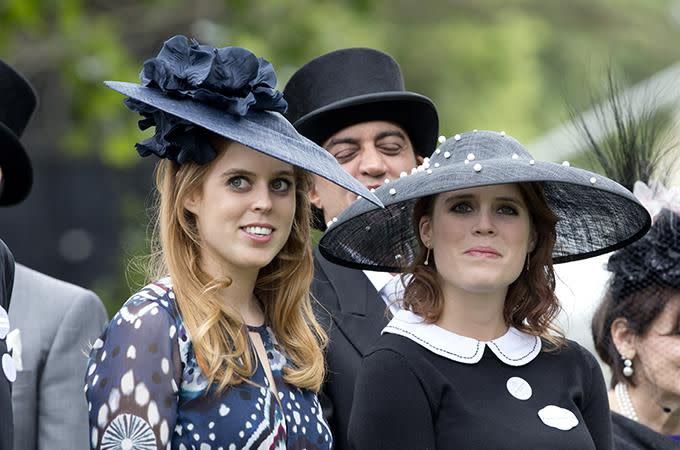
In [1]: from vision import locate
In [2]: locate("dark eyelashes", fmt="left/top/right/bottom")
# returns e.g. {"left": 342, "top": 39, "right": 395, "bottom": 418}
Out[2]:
{"left": 448, "top": 202, "right": 519, "bottom": 214}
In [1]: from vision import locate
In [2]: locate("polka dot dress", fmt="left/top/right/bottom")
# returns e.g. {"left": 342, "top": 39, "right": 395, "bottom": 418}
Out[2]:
{"left": 85, "top": 278, "right": 332, "bottom": 450}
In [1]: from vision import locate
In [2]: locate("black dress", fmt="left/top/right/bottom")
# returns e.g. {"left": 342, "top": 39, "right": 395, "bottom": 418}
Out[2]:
{"left": 612, "top": 412, "right": 680, "bottom": 449}
{"left": 348, "top": 310, "right": 613, "bottom": 450}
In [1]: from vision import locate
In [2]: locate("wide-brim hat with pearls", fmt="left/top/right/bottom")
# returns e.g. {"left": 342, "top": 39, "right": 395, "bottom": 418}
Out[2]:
{"left": 105, "top": 36, "right": 382, "bottom": 208}
{"left": 318, "top": 130, "right": 651, "bottom": 272}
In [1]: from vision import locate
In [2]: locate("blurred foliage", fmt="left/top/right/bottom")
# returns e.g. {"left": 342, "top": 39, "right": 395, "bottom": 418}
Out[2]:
{"left": 3, "top": 0, "right": 680, "bottom": 312}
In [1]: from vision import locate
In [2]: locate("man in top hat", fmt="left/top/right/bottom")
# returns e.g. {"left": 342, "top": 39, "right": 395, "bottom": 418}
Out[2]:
{"left": 283, "top": 48, "right": 439, "bottom": 450}
{"left": 0, "top": 59, "right": 108, "bottom": 450}
{"left": 0, "top": 56, "right": 37, "bottom": 450}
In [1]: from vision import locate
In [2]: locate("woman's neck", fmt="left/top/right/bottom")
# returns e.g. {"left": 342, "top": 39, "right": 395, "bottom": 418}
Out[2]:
{"left": 436, "top": 281, "right": 508, "bottom": 341}
{"left": 200, "top": 251, "right": 263, "bottom": 326}
{"left": 612, "top": 383, "right": 680, "bottom": 436}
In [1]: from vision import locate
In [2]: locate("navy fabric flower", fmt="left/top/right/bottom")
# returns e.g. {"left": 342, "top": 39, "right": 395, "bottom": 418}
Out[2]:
{"left": 124, "top": 35, "right": 287, "bottom": 164}
{"left": 608, "top": 208, "right": 680, "bottom": 300}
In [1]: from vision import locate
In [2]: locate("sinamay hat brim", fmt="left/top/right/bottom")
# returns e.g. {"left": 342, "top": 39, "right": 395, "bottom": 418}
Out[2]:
{"left": 105, "top": 81, "right": 383, "bottom": 208}
{"left": 319, "top": 130, "right": 651, "bottom": 272}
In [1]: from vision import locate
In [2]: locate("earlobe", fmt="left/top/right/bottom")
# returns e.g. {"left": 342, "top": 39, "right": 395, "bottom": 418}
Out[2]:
{"left": 611, "top": 317, "right": 636, "bottom": 358}
{"left": 308, "top": 182, "right": 323, "bottom": 209}
{"left": 419, "top": 216, "right": 432, "bottom": 245}
{"left": 183, "top": 191, "right": 200, "bottom": 215}
{"left": 528, "top": 229, "right": 537, "bottom": 253}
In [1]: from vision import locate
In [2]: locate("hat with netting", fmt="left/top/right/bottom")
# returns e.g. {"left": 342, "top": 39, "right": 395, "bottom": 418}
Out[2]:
{"left": 105, "top": 35, "right": 382, "bottom": 207}
{"left": 318, "top": 130, "right": 651, "bottom": 272}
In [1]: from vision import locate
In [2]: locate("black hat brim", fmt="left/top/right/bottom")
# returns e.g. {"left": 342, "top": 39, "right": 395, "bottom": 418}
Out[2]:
{"left": 292, "top": 92, "right": 439, "bottom": 158}
{"left": 0, "top": 122, "right": 32, "bottom": 205}
{"left": 319, "top": 158, "right": 651, "bottom": 272}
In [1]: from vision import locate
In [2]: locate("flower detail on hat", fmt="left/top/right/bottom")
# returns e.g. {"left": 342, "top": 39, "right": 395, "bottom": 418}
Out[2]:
{"left": 125, "top": 100, "right": 217, "bottom": 164}
{"left": 141, "top": 35, "right": 286, "bottom": 116}
{"left": 124, "top": 35, "right": 287, "bottom": 164}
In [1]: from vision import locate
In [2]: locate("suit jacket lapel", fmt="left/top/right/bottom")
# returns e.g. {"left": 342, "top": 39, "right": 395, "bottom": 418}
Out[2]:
{"left": 315, "top": 250, "right": 390, "bottom": 356}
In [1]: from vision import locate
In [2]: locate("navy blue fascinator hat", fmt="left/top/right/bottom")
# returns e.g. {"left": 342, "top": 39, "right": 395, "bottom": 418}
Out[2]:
{"left": 319, "top": 130, "right": 651, "bottom": 272}
{"left": 105, "top": 35, "right": 382, "bottom": 207}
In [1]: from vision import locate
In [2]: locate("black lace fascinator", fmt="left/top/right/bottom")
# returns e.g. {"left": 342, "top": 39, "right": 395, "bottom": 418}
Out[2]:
{"left": 105, "top": 35, "right": 382, "bottom": 206}
{"left": 607, "top": 209, "right": 680, "bottom": 300}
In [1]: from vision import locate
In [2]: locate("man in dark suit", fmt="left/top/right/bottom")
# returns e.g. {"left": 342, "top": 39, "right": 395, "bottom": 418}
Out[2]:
{"left": 284, "top": 48, "right": 439, "bottom": 449}
{"left": 0, "top": 59, "right": 108, "bottom": 450}
{"left": 0, "top": 57, "right": 37, "bottom": 450}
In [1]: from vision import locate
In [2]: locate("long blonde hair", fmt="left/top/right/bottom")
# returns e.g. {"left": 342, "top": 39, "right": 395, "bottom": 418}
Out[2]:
{"left": 148, "top": 139, "right": 326, "bottom": 393}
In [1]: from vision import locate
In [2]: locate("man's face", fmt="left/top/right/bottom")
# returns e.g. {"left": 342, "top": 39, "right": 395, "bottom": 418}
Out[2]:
{"left": 311, "top": 120, "right": 420, "bottom": 223}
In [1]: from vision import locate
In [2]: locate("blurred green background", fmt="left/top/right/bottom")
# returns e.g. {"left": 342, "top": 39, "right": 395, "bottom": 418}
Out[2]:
{"left": 2, "top": 0, "right": 680, "bottom": 316}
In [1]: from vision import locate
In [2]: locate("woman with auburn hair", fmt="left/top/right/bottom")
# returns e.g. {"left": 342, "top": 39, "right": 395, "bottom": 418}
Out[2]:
{"left": 84, "top": 35, "right": 380, "bottom": 450}
{"left": 318, "top": 130, "right": 651, "bottom": 449}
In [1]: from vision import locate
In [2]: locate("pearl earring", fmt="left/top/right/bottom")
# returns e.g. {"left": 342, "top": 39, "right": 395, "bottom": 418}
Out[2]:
{"left": 424, "top": 245, "right": 431, "bottom": 266}
{"left": 622, "top": 357, "right": 634, "bottom": 377}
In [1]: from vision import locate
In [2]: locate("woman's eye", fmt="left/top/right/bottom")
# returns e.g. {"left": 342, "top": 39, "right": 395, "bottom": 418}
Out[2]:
{"left": 451, "top": 202, "right": 473, "bottom": 213}
{"left": 498, "top": 205, "right": 518, "bottom": 215}
{"left": 228, "top": 176, "right": 251, "bottom": 190}
{"left": 271, "top": 178, "right": 292, "bottom": 192}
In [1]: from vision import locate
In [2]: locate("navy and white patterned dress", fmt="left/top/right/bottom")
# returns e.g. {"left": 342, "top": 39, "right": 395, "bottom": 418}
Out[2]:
{"left": 85, "top": 278, "right": 332, "bottom": 450}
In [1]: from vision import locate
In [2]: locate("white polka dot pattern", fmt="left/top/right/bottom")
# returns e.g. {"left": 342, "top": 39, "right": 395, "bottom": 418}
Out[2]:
{"left": 538, "top": 405, "right": 579, "bottom": 431}
{"left": 0, "top": 306, "right": 9, "bottom": 339}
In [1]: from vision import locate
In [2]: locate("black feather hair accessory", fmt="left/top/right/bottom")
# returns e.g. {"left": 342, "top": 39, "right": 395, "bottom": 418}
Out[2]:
{"left": 572, "top": 70, "right": 680, "bottom": 299}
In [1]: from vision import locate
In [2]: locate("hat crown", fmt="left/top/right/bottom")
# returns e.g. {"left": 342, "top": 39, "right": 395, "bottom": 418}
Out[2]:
{"left": 283, "top": 48, "right": 406, "bottom": 125}
{"left": 0, "top": 60, "right": 37, "bottom": 139}
{"left": 437, "top": 131, "right": 532, "bottom": 166}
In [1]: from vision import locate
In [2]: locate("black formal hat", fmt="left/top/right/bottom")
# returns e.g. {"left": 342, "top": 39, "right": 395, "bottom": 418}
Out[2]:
{"left": 283, "top": 48, "right": 439, "bottom": 157}
{"left": 0, "top": 60, "right": 35, "bottom": 205}
{"left": 319, "top": 130, "right": 651, "bottom": 272}
{"left": 106, "top": 36, "right": 382, "bottom": 207}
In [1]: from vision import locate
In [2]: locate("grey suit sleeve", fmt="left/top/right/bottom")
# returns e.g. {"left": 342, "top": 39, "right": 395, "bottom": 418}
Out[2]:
{"left": 38, "top": 290, "right": 108, "bottom": 450}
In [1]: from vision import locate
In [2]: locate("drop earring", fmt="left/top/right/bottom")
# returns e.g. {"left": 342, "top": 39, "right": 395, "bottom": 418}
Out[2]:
{"left": 622, "top": 356, "right": 634, "bottom": 377}
{"left": 525, "top": 252, "right": 531, "bottom": 271}
{"left": 424, "top": 244, "right": 431, "bottom": 266}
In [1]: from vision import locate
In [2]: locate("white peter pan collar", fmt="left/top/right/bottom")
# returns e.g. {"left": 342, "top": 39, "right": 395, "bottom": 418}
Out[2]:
{"left": 383, "top": 310, "right": 542, "bottom": 366}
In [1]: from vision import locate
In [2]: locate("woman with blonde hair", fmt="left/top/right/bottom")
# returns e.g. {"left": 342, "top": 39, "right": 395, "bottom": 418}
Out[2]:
{"left": 84, "top": 35, "right": 380, "bottom": 450}
{"left": 319, "top": 130, "right": 650, "bottom": 449}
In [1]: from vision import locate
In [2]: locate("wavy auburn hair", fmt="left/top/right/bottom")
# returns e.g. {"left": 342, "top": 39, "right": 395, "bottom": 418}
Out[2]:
{"left": 148, "top": 138, "right": 326, "bottom": 393}
{"left": 403, "top": 182, "right": 565, "bottom": 348}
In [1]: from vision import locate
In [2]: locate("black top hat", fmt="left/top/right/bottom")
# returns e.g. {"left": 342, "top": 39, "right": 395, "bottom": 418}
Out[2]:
{"left": 283, "top": 48, "right": 439, "bottom": 157}
{"left": 0, "top": 60, "right": 35, "bottom": 205}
